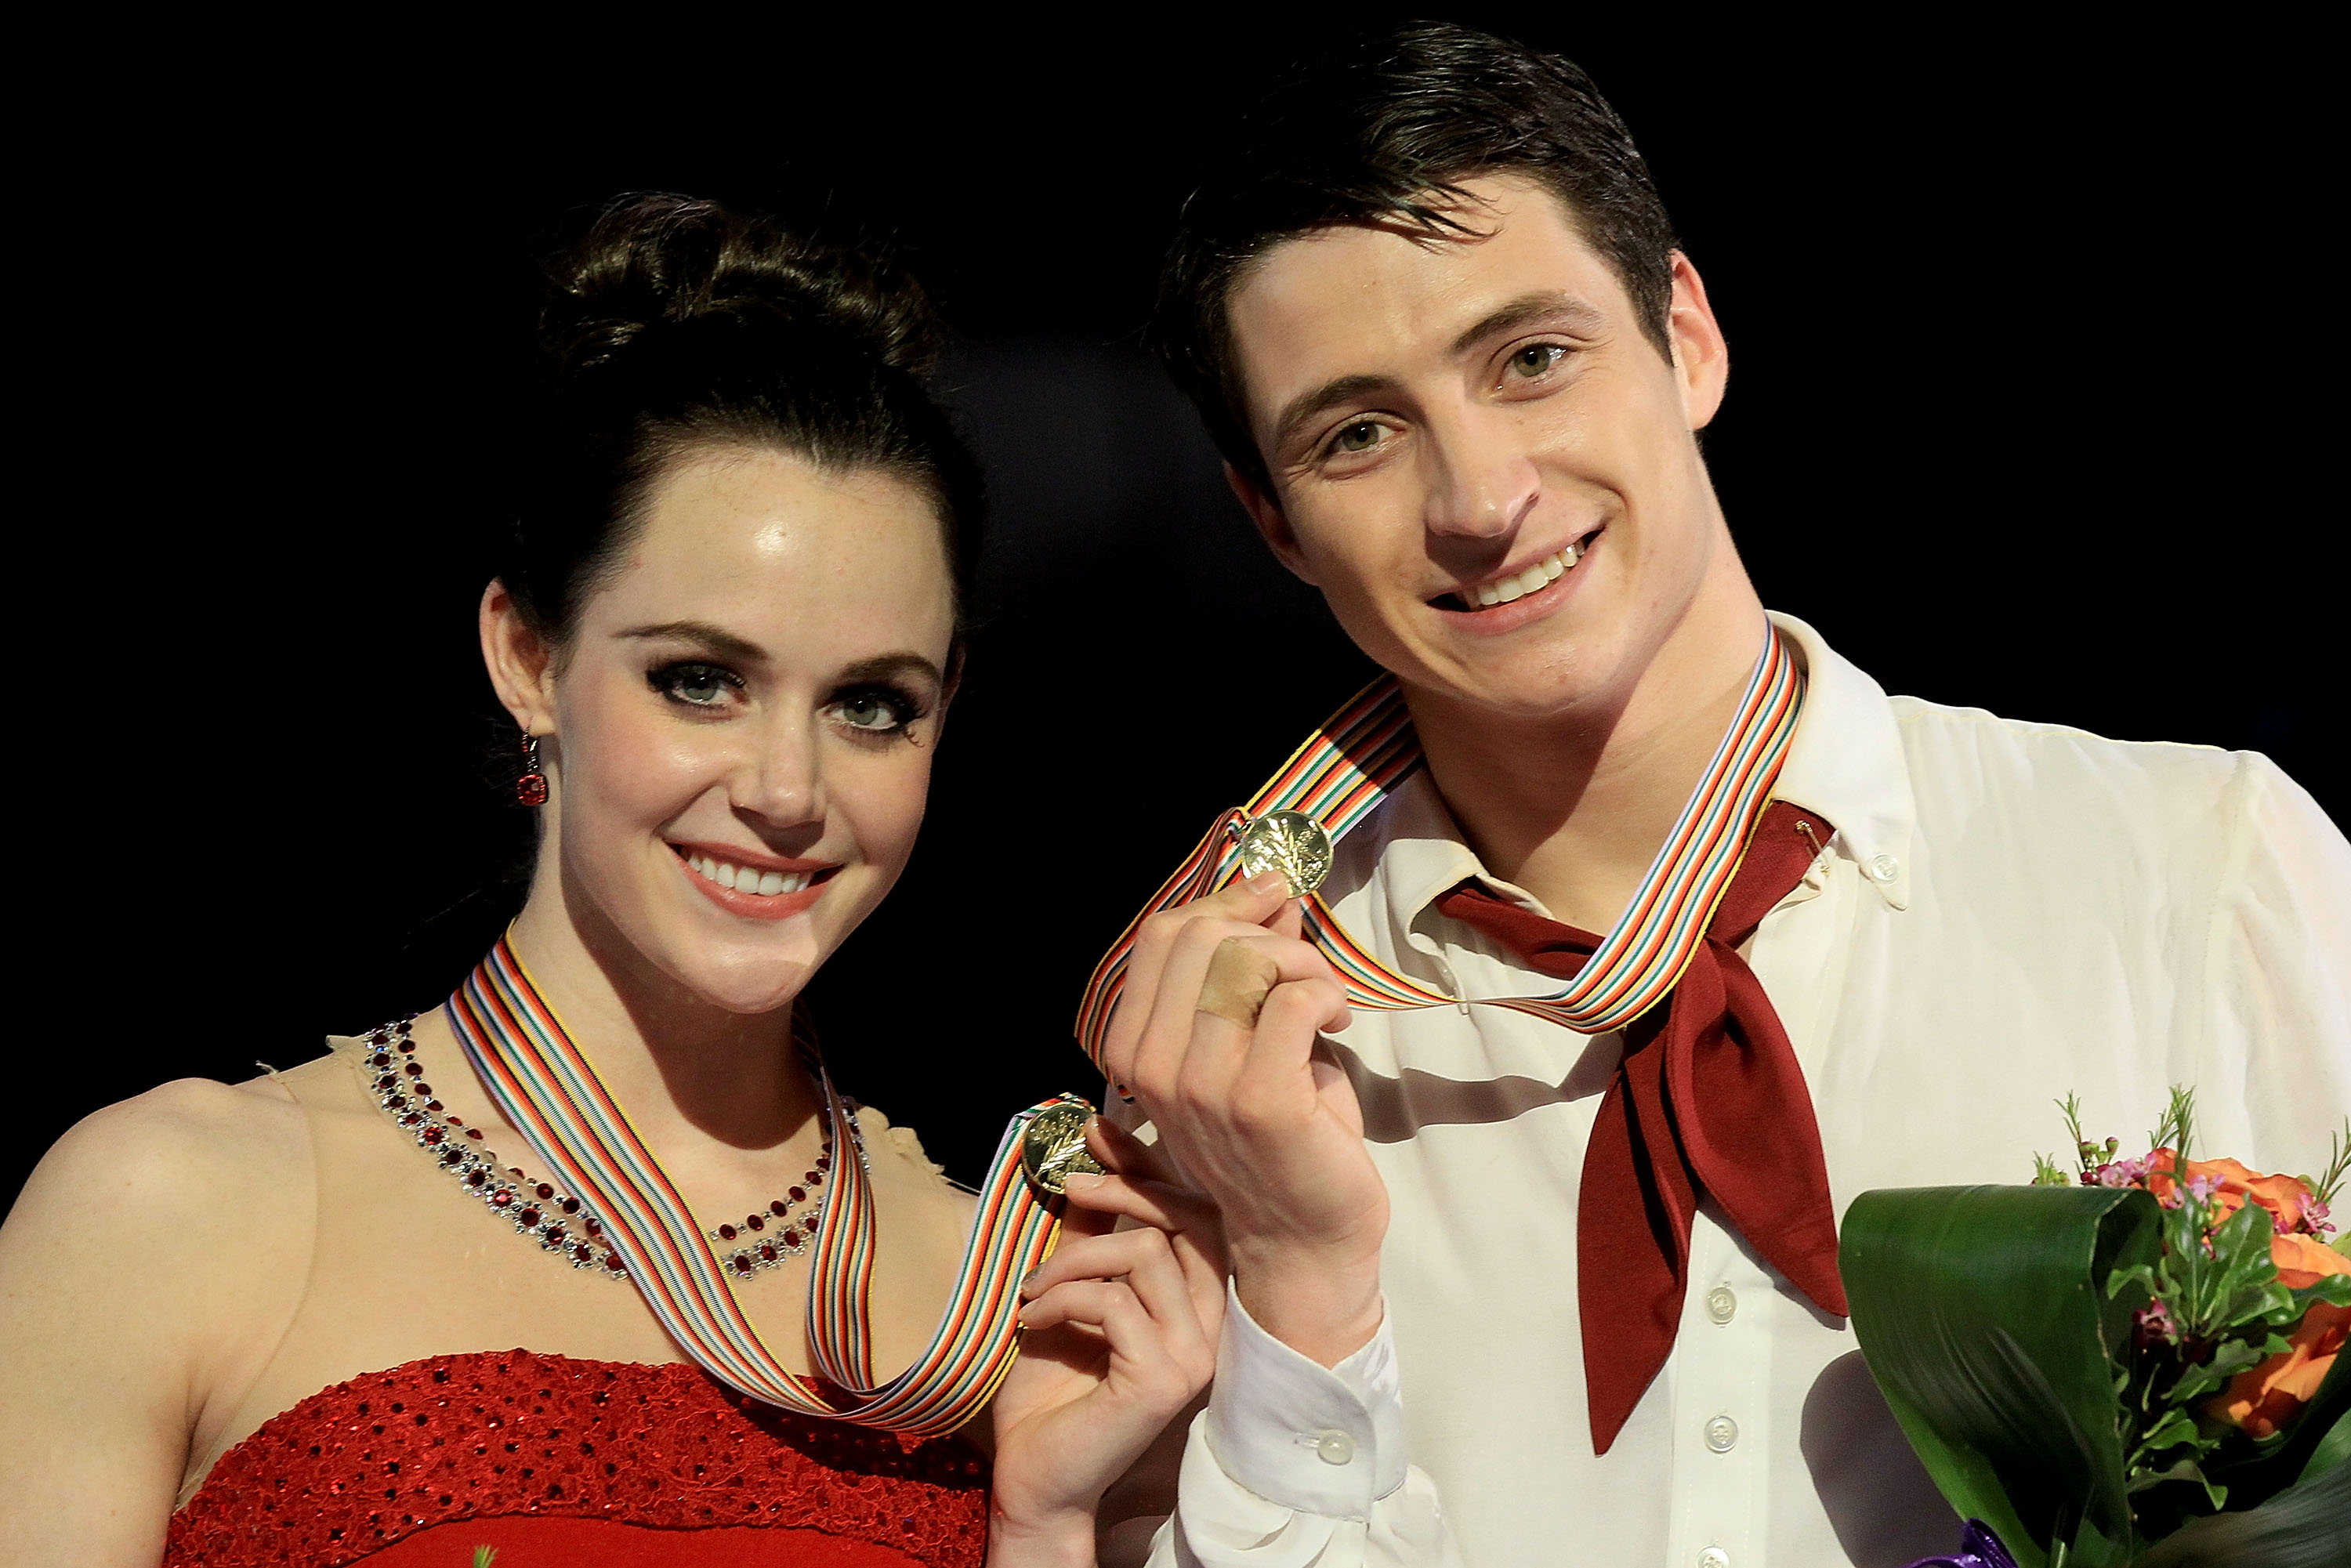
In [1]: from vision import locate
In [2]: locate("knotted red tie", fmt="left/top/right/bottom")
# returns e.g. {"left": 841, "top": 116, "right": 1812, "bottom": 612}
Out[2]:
{"left": 1432, "top": 801, "right": 1847, "bottom": 1454}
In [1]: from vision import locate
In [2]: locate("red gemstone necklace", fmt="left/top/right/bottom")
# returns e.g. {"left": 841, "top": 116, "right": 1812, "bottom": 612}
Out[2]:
{"left": 360, "top": 1013, "right": 856, "bottom": 1281}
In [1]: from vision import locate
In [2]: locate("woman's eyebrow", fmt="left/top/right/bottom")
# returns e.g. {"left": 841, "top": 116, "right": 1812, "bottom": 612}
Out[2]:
{"left": 836, "top": 652, "right": 944, "bottom": 690}
{"left": 616, "top": 620, "right": 769, "bottom": 664}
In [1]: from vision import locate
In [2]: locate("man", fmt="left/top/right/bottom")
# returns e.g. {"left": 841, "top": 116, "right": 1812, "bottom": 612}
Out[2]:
{"left": 1082, "top": 24, "right": 2351, "bottom": 1566}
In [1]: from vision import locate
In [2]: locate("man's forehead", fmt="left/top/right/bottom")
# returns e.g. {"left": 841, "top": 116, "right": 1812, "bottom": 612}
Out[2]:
{"left": 1227, "top": 179, "right": 1625, "bottom": 426}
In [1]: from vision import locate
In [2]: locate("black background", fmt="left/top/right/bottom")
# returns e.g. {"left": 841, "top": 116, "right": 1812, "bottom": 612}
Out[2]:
{"left": 14, "top": 14, "right": 2339, "bottom": 1208}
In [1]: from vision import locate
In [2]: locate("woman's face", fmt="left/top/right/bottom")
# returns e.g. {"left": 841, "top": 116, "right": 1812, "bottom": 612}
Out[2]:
{"left": 522, "top": 448, "right": 956, "bottom": 1015}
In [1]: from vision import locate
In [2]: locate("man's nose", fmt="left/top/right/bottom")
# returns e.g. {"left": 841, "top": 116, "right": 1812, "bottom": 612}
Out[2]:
{"left": 1421, "top": 407, "right": 1539, "bottom": 541}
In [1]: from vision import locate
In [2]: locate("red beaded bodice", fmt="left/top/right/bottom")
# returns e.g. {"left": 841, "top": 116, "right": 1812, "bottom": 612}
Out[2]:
{"left": 165, "top": 1349, "right": 989, "bottom": 1566}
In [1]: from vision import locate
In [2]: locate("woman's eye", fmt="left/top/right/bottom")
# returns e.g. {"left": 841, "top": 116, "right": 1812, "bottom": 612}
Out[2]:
{"left": 830, "top": 691, "right": 912, "bottom": 733}
{"left": 1332, "top": 421, "right": 1383, "bottom": 455}
{"left": 652, "top": 663, "right": 739, "bottom": 707}
{"left": 1506, "top": 343, "right": 1567, "bottom": 380}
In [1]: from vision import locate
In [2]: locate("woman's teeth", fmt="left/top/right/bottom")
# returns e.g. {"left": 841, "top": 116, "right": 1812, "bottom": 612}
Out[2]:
{"left": 1469, "top": 541, "right": 1584, "bottom": 608}
{"left": 686, "top": 853, "right": 811, "bottom": 896}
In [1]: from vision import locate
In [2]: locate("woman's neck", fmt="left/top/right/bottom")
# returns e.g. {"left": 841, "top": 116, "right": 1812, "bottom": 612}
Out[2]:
{"left": 502, "top": 871, "right": 821, "bottom": 1162}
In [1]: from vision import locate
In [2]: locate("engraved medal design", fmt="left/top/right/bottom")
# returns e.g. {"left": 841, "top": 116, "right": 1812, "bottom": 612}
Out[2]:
{"left": 1236, "top": 809, "right": 1334, "bottom": 896}
{"left": 1020, "top": 1100, "right": 1105, "bottom": 1196}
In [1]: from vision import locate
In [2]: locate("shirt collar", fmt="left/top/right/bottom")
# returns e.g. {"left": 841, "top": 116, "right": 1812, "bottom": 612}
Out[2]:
{"left": 1339, "top": 611, "right": 1918, "bottom": 931}
{"left": 1766, "top": 610, "right": 1918, "bottom": 909}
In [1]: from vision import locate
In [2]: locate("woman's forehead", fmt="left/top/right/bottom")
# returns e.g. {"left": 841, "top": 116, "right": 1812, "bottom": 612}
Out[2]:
{"left": 592, "top": 450, "right": 955, "bottom": 646}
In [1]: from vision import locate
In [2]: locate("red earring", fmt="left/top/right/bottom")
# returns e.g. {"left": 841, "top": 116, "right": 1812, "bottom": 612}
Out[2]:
{"left": 516, "top": 734, "right": 549, "bottom": 806}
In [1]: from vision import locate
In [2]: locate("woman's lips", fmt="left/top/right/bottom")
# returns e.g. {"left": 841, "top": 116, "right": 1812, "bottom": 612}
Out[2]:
{"left": 672, "top": 846, "right": 837, "bottom": 922}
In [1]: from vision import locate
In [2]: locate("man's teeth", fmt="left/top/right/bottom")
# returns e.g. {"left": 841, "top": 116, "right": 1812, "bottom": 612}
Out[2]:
{"left": 686, "top": 853, "right": 811, "bottom": 896}
{"left": 1469, "top": 541, "right": 1583, "bottom": 607}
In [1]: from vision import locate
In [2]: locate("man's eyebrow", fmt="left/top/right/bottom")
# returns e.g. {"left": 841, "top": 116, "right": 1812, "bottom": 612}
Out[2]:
{"left": 617, "top": 621, "right": 768, "bottom": 664}
{"left": 1270, "top": 373, "right": 1398, "bottom": 458}
{"left": 1267, "top": 295, "right": 1612, "bottom": 458}
{"left": 836, "top": 651, "right": 945, "bottom": 690}
{"left": 1450, "top": 292, "right": 1609, "bottom": 357}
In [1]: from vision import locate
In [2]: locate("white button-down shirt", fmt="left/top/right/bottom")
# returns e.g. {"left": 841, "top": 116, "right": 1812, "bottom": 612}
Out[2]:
{"left": 1150, "top": 613, "right": 2351, "bottom": 1567}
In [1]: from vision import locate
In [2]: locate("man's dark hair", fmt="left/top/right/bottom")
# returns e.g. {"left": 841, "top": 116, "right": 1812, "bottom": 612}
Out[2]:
{"left": 1154, "top": 24, "right": 1679, "bottom": 487}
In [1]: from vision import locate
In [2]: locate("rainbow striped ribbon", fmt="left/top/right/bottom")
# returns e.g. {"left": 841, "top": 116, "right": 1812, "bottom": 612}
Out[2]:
{"left": 449, "top": 940, "right": 1074, "bottom": 1436}
{"left": 1076, "top": 628, "right": 1803, "bottom": 1058}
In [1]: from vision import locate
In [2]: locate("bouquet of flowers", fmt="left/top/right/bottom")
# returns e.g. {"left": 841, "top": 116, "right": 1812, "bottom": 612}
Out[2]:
{"left": 1842, "top": 1090, "right": 2350, "bottom": 1568}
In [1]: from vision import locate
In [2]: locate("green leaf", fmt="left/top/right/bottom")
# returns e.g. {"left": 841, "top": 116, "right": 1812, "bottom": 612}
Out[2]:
{"left": 1843, "top": 1184, "right": 2161, "bottom": 1568}
{"left": 2172, "top": 1338, "right": 2278, "bottom": 1407}
{"left": 2127, "top": 1452, "right": 2351, "bottom": 1566}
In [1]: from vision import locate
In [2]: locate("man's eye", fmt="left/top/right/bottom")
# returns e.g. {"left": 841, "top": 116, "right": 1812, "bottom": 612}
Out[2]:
{"left": 1506, "top": 343, "right": 1567, "bottom": 379}
{"left": 1333, "top": 421, "right": 1383, "bottom": 454}
{"left": 652, "top": 663, "right": 738, "bottom": 706}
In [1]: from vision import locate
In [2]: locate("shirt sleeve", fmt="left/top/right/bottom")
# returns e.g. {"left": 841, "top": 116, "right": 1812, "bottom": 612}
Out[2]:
{"left": 1143, "top": 1283, "right": 1467, "bottom": 1568}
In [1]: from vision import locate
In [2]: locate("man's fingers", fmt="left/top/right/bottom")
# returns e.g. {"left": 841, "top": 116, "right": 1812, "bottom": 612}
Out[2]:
{"left": 1101, "top": 871, "right": 1305, "bottom": 1084}
{"left": 1197, "top": 937, "right": 1283, "bottom": 1028}
{"left": 1136, "top": 925, "right": 1339, "bottom": 1089}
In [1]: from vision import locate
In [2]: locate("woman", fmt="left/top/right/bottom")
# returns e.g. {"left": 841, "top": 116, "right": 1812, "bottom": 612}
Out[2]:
{"left": 0, "top": 194, "right": 1217, "bottom": 1565}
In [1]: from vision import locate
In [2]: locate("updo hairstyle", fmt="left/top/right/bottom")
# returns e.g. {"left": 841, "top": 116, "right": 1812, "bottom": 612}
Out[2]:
{"left": 503, "top": 193, "right": 984, "bottom": 653}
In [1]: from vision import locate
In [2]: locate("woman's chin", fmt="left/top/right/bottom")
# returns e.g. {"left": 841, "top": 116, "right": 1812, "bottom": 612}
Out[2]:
{"left": 652, "top": 922, "right": 827, "bottom": 1017}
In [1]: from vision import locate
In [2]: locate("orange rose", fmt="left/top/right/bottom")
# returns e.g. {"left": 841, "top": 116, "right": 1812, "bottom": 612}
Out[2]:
{"left": 2203, "top": 1239, "right": 2350, "bottom": 1439}
{"left": 2270, "top": 1229, "right": 2351, "bottom": 1289}
{"left": 2144, "top": 1150, "right": 2317, "bottom": 1233}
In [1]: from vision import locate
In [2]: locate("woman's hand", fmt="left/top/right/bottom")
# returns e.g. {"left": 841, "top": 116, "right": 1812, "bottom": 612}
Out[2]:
{"left": 985, "top": 1119, "right": 1226, "bottom": 1566}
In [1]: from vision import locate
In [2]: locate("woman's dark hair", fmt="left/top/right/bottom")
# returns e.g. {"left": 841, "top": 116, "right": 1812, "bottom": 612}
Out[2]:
{"left": 1154, "top": 24, "right": 1679, "bottom": 489}
{"left": 504, "top": 193, "right": 984, "bottom": 650}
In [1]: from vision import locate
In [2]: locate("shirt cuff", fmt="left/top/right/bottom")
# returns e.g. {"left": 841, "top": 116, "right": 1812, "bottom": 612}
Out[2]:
{"left": 1202, "top": 1278, "right": 1408, "bottom": 1519}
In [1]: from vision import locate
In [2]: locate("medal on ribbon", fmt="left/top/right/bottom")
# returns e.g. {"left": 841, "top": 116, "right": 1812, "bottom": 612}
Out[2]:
{"left": 1076, "top": 627, "right": 1805, "bottom": 1059}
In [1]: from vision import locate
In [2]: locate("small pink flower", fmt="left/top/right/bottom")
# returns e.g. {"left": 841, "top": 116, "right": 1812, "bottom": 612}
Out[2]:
{"left": 2136, "top": 1298, "right": 2179, "bottom": 1346}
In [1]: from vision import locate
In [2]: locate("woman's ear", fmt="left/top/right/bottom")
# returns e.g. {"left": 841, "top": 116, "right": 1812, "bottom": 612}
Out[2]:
{"left": 480, "top": 579, "right": 559, "bottom": 734}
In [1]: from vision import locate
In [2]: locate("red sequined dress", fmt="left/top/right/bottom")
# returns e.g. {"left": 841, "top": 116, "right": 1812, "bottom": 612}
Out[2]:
{"left": 165, "top": 1349, "right": 988, "bottom": 1566}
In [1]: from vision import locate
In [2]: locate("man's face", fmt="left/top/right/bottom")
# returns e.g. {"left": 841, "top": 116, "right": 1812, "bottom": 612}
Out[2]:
{"left": 1225, "top": 175, "right": 1736, "bottom": 721}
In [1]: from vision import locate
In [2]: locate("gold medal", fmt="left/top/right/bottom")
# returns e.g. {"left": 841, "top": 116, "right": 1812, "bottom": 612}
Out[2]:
{"left": 1236, "top": 809, "right": 1334, "bottom": 896}
{"left": 1020, "top": 1100, "right": 1105, "bottom": 1196}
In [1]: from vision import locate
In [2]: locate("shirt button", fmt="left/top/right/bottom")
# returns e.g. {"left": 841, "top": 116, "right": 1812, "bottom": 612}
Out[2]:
{"left": 1704, "top": 1285, "right": 1737, "bottom": 1324}
{"left": 1313, "top": 1429, "right": 1356, "bottom": 1465}
{"left": 1867, "top": 853, "right": 1900, "bottom": 882}
{"left": 1698, "top": 1550, "right": 1731, "bottom": 1568}
{"left": 1704, "top": 1414, "right": 1739, "bottom": 1453}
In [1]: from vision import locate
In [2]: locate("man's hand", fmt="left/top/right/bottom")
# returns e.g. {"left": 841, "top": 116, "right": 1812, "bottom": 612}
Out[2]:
{"left": 1099, "top": 871, "right": 1389, "bottom": 1367}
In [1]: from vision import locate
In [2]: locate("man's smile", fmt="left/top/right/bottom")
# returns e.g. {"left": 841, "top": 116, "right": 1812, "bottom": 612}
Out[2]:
{"left": 1430, "top": 525, "right": 1604, "bottom": 614}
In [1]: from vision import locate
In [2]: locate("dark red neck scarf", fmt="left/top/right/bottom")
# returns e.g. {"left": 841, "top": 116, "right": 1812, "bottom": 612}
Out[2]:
{"left": 1432, "top": 800, "right": 1846, "bottom": 1454}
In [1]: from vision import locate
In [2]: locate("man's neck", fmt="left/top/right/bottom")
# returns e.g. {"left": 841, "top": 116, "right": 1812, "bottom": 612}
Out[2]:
{"left": 1406, "top": 596, "right": 1771, "bottom": 936}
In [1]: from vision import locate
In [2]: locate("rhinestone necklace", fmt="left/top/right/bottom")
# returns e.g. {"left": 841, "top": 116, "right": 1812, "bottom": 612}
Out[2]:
{"left": 360, "top": 1014, "right": 858, "bottom": 1281}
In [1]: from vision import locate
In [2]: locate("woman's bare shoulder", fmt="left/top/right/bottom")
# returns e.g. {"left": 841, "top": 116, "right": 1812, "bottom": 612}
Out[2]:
{"left": 14, "top": 1069, "right": 318, "bottom": 1228}
{"left": 855, "top": 1103, "right": 980, "bottom": 1226}
{"left": 0, "top": 1071, "right": 324, "bottom": 1560}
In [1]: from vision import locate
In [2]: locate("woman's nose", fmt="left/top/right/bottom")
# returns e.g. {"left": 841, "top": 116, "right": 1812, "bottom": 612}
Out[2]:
{"left": 734, "top": 717, "right": 826, "bottom": 829}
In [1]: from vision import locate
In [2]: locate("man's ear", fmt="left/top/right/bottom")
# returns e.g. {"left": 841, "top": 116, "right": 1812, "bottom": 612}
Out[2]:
{"left": 480, "top": 578, "right": 559, "bottom": 736}
{"left": 1223, "top": 462, "right": 1320, "bottom": 586}
{"left": 1664, "top": 250, "right": 1730, "bottom": 432}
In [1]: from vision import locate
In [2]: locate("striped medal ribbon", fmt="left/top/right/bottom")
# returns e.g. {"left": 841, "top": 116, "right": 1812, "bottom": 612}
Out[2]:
{"left": 1077, "top": 627, "right": 1803, "bottom": 1059}
{"left": 449, "top": 937, "right": 1076, "bottom": 1436}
